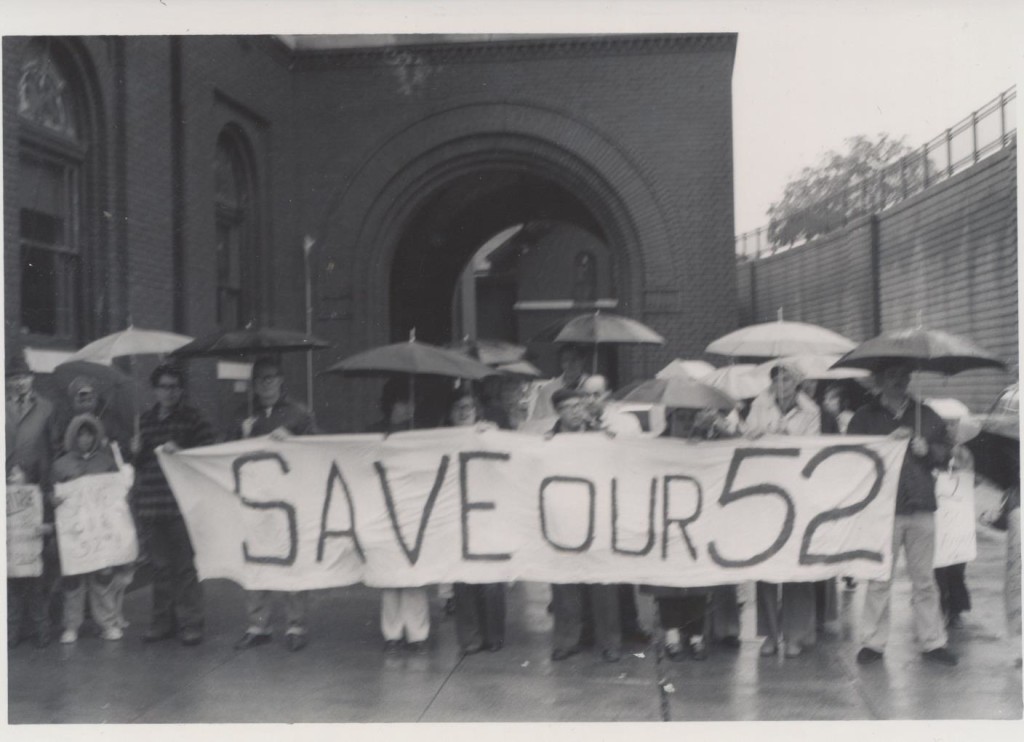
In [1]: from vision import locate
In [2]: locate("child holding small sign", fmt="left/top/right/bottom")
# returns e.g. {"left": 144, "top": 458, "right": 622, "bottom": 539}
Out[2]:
{"left": 52, "top": 414, "right": 132, "bottom": 643}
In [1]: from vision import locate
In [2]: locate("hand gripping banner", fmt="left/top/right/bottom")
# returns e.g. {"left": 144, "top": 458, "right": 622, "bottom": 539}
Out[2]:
{"left": 158, "top": 429, "right": 908, "bottom": 590}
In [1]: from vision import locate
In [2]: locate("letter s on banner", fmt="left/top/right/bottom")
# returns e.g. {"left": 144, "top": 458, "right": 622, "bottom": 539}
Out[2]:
{"left": 232, "top": 452, "right": 298, "bottom": 566}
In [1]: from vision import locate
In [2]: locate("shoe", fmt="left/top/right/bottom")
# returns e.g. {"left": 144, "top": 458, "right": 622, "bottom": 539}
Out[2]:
{"left": 856, "top": 647, "right": 884, "bottom": 665}
{"left": 484, "top": 640, "right": 503, "bottom": 653}
{"left": 461, "top": 642, "right": 484, "bottom": 656}
{"left": 286, "top": 633, "right": 308, "bottom": 652}
{"left": 784, "top": 642, "right": 803, "bottom": 658}
{"left": 922, "top": 647, "right": 958, "bottom": 666}
{"left": 690, "top": 639, "right": 709, "bottom": 661}
{"left": 101, "top": 627, "right": 123, "bottom": 641}
{"left": 717, "top": 635, "right": 741, "bottom": 650}
{"left": 665, "top": 643, "right": 686, "bottom": 662}
{"left": 142, "top": 628, "right": 176, "bottom": 643}
{"left": 406, "top": 640, "right": 429, "bottom": 654}
{"left": 180, "top": 629, "right": 203, "bottom": 647}
{"left": 60, "top": 629, "right": 78, "bottom": 645}
{"left": 551, "top": 645, "right": 581, "bottom": 661}
{"left": 759, "top": 638, "right": 778, "bottom": 657}
{"left": 233, "top": 632, "right": 271, "bottom": 650}
{"left": 383, "top": 639, "right": 404, "bottom": 653}
{"left": 601, "top": 648, "right": 622, "bottom": 663}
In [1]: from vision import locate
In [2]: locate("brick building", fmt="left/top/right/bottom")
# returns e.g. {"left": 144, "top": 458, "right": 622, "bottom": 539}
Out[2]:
{"left": 3, "top": 34, "right": 738, "bottom": 431}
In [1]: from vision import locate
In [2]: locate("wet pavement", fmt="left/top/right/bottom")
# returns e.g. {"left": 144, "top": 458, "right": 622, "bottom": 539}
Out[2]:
{"left": 7, "top": 485, "right": 1022, "bottom": 724}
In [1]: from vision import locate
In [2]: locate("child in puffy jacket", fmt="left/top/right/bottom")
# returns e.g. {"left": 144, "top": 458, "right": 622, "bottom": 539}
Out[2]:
{"left": 52, "top": 414, "right": 133, "bottom": 642}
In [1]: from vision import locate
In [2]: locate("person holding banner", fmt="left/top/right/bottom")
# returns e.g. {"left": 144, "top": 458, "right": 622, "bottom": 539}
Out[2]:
{"left": 743, "top": 361, "right": 821, "bottom": 659}
{"left": 6, "top": 352, "right": 62, "bottom": 649}
{"left": 130, "top": 362, "right": 214, "bottom": 647}
{"left": 447, "top": 389, "right": 507, "bottom": 655}
{"left": 547, "top": 386, "right": 623, "bottom": 663}
{"left": 231, "top": 356, "right": 317, "bottom": 652}
{"left": 52, "top": 414, "right": 132, "bottom": 643}
{"left": 849, "top": 363, "right": 958, "bottom": 666}
{"left": 371, "top": 378, "right": 433, "bottom": 653}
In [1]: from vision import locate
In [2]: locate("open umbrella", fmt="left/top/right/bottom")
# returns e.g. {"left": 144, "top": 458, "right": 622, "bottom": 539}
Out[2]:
{"left": 41, "top": 360, "right": 144, "bottom": 451}
{"left": 530, "top": 310, "right": 665, "bottom": 373}
{"left": 322, "top": 335, "right": 499, "bottom": 430}
{"left": 446, "top": 338, "right": 527, "bottom": 366}
{"left": 66, "top": 325, "right": 193, "bottom": 365}
{"left": 171, "top": 326, "right": 331, "bottom": 358}
{"left": 706, "top": 320, "right": 856, "bottom": 359}
{"left": 967, "top": 412, "right": 1019, "bottom": 489}
{"left": 494, "top": 359, "right": 544, "bottom": 379}
{"left": 700, "top": 363, "right": 771, "bottom": 400}
{"left": 756, "top": 353, "right": 869, "bottom": 381}
{"left": 656, "top": 359, "right": 716, "bottom": 381}
{"left": 829, "top": 327, "right": 1006, "bottom": 375}
{"left": 615, "top": 376, "right": 736, "bottom": 412}
{"left": 832, "top": 327, "right": 1008, "bottom": 432}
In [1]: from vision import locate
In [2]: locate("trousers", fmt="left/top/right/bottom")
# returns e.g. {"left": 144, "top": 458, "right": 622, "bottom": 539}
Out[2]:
{"left": 7, "top": 534, "right": 60, "bottom": 642}
{"left": 380, "top": 587, "right": 430, "bottom": 642}
{"left": 453, "top": 582, "right": 506, "bottom": 648}
{"left": 245, "top": 590, "right": 310, "bottom": 635}
{"left": 141, "top": 516, "right": 203, "bottom": 633}
{"left": 552, "top": 583, "right": 620, "bottom": 652}
{"left": 756, "top": 581, "right": 817, "bottom": 646}
{"left": 861, "top": 512, "right": 947, "bottom": 652}
{"left": 63, "top": 565, "right": 133, "bottom": 633}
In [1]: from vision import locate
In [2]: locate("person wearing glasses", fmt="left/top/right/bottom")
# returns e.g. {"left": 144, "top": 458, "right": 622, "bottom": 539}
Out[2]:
{"left": 130, "top": 362, "right": 214, "bottom": 647}
{"left": 230, "top": 355, "right": 316, "bottom": 652}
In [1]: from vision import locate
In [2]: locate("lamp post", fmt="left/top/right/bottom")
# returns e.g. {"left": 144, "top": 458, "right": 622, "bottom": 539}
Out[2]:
{"left": 303, "top": 235, "right": 315, "bottom": 414}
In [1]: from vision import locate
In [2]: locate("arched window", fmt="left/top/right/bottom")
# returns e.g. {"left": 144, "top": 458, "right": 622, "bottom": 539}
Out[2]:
{"left": 572, "top": 250, "right": 597, "bottom": 303}
{"left": 214, "top": 127, "right": 260, "bottom": 328}
{"left": 17, "top": 40, "right": 87, "bottom": 341}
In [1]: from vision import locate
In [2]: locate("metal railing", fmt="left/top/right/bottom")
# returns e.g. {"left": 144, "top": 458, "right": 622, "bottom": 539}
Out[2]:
{"left": 736, "top": 87, "right": 1017, "bottom": 261}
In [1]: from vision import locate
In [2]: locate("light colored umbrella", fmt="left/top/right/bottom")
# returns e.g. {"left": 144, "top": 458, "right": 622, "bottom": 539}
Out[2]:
{"left": 706, "top": 320, "right": 856, "bottom": 359}
{"left": 67, "top": 326, "right": 193, "bottom": 365}
{"left": 494, "top": 360, "right": 544, "bottom": 379}
{"left": 700, "top": 363, "right": 771, "bottom": 400}
{"left": 616, "top": 376, "right": 737, "bottom": 412}
{"left": 656, "top": 359, "right": 716, "bottom": 380}
{"left": 531, "top": 310, "right": 665, "bottom": 374}
{"left": 447, "top": 338, "right": 527, "bottom": 366}
{"left": 756, "top": 353, "right": 869, "bottom": 381}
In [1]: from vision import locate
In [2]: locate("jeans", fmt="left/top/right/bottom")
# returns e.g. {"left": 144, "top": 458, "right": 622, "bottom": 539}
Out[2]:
{"left": 861, "top": 512, "right": 947, "bottom": 652}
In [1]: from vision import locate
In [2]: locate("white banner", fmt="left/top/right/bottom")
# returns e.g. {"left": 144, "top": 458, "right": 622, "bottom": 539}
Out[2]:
{"left": 54, "top": 473, "right": 139, "bottom": 576}
{"left": 933, "top": 470, "right": 977, "bottom": 568}
{"left": 7, "top": 484, "right": 44, "bottom": 578}
{"left": 158, "top": 430, "right": 909, "bottom": 590}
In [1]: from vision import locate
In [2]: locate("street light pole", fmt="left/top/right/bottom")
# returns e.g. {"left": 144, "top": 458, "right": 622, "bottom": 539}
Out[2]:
{"left": 303, "top": 235, "right": 315, "bottom": 415}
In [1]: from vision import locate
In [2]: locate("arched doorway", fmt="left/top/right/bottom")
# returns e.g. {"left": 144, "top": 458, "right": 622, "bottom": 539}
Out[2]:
{"left": 389, "top": 167, "right": 609, "bottom": 345}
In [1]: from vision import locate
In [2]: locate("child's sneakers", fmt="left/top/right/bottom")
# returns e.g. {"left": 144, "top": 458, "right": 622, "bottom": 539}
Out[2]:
{"left": 101, "top": 627, "right": 124, "bottom": 641}
{"left": 60, "top": 629, "right": 78, "bottom": 645}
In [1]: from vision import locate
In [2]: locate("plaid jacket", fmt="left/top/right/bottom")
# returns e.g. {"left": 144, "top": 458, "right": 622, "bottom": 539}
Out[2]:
{"left": 132, "top": 402, "right": 214, "bottom": 519}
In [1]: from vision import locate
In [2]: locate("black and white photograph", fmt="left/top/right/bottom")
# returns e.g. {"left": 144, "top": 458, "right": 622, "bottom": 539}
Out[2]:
{"left": 2, "top": 0, "right": 1022, "bottom": 733}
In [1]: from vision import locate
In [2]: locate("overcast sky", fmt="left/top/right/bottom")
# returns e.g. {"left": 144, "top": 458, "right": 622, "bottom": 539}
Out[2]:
{"left": 3, "top": 0, "right": 1021, "bottom": 237}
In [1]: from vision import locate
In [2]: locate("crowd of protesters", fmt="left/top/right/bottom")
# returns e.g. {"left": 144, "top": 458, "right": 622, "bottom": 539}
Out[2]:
{"left": 5, "top": 342, "right": 1021, "bottom": 671}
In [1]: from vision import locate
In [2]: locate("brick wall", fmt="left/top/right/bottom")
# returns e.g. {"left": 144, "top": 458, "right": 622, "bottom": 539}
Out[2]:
{"left": 739, "top": 145, "right": 1018, "bottom": 411}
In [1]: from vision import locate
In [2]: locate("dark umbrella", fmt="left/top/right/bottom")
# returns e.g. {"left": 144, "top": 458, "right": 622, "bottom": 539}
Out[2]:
{"left": 530, "top": 310, "right": 665, "bottom": 374}
{"left": 38, "top": 360, "right": 145, "bottom": 450}
{"left": 171, "top": 326, "right": 332, "bottom": 358}
{"left": 614, "top": 376, "right": 737, "bottom": 412}
{"left": 831, "top": 327, "right": 1007, "bottom": 431}
{"left": 322, "top": 336, "right": 499, "bottom": 430}
{"left": 967, "top": 412, "right": 1019, "bottom": 490}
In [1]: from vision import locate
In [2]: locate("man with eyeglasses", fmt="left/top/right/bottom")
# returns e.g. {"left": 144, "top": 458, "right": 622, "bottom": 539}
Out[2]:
{"left": 130, "top": 362, "right": 214, "bottom": 647}
{"left": 230, "top": 355, "right": 317, "bottom": 652}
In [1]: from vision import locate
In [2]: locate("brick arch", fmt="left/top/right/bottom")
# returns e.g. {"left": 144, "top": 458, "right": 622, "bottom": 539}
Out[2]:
{"left": 319, "top": 102, "right": 679, "bottom": 350}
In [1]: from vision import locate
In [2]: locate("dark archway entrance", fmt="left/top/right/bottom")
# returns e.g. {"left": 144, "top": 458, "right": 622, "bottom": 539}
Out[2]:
{"left": 389, "top": 168, "right": 607, "bottom": 345}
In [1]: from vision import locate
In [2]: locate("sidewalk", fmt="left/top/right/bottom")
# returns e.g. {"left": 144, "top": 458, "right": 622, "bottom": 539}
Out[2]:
{"left": 8, "top": 513, "right": 1022, "bottom": 723}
